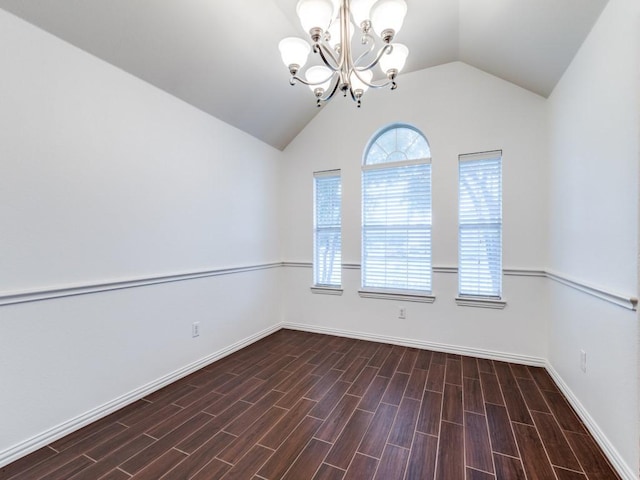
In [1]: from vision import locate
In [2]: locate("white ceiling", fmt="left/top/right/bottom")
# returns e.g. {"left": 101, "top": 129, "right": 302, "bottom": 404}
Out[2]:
{"left": 0, "top": 0, "right": 608, "bottom": 150}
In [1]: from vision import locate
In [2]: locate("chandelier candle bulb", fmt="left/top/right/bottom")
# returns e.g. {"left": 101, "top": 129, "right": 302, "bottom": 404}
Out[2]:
{"left": 371, "top": 0, "right": 408, "bottom": 42}
{"left": 278, "top": 37, "right": 311, "bottom": 74}
{"left": 379, "top": 43, "right": 409, "bottom": 76}
{"left": 297, "top": 0, "right": 334, "bottom": 40}
{"left": 280, "top": 0, "right": 409, "bottom": 107}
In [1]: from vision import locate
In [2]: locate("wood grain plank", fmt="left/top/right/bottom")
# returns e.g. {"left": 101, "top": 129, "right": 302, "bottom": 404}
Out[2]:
{"left": 358, "top": 375, "right": 391, "bottom": 412}
{"left": 531, "top": 411, "right": 581, "bottom": 471}
{"left": 260, "top": 398, "right": 317, "bottom": 449}
{"left": 160, "top": 431, "right": 234, "bottom": 480}
{"left": 387, "top": 397, "right": 420, "bottom": 448}
{"left": 464, "top": 412, "right": 494, "bottom": 474}
{"left": 218, "top": 406, "right": 287, "bottom": 464}
{"left": 373, "top": 444, "right": 409, "bottom": 480}
{"left": 258, "top": 416, "right": 323, "bottom": 479}
{"left": 405, "top": 432, "right": 437, "bottom": 480}
{"left": 463, "top": 377, "right": 484, "bottom": 414}
{"left": 314, "top": 394, "right": 360, "bottom": 443}
{"left": 542, "top": 390, "right": 587, "bottom": 434}
{"left": 416, "top": 389, "right": 442, "bottom": 436}
{"left": 348, "top": 366, "right": 378, "bottom": 397}
{"left": 396, "top": 348, "right": 417, "bottom": 373}
{"left": 128, "top": 449, "right": 186, "bottom": 480}
{"left": 380, "top": 372, "right": 410, "bottom": 406}
{"left": 480, "top": 373, "right": 504, "bottom": 405}
{"left": 485, "top": 404, "right": 518, "bottom": 457}
{"left": 442, "top": 383, "right": 463, "bottom": 425}
{"left": 343, "top": 453, "right": 378, "bottom": 480}
{"left": 462, "top": 356, "right": 480, "bottom": 379}
{"left": 404, "top": 367, "right": 428, "bottom": 400}
{"left": 215, "top": 444, "right": 272, "bottom": 480}
{"left": 435, "top": 421, "right": 464, "bottom": 480}
{"left": 445, "top": 358, "right": 463, "bottom": 386}
{"left": 565, "top": 431, "right": 620, "bottom": 479}
{"left": 282, "top": 439, "right": 332, "bottom": 480}
{"left": 415, "top": 349, "right": 432, "bottom": 370}
{"left": 324, "top": 409, "right": 374, "bottom": 470}
{"left": 467, "top": 468, "right": 496, "bottom": 480}
{"left": 358, "top": 402, "right": 398, "bottom": 458}
{"left": 425, "top": 364, "right": 445, "bottom": 392}
{"left": 313, "top": 464, "right": 346, "bottom": 480}
{"left": 512, "top": 422, "right": 556, "bottom": 480}
{"left": 493, "top": 453, "right": 526, "bottom": 480}
{"left": 378, "top": 347, "right": 403, "bottom": 377}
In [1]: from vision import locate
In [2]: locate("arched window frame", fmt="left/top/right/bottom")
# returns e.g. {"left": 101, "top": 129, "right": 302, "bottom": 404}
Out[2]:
{"left": 359, "top": 123, "right": 435, "bottom": 302}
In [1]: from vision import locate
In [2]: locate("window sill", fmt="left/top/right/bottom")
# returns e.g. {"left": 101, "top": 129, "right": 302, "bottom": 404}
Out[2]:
{"left": 358, "top": 289, "right": 435, "bottom": 303}
{"left": 455, "top": 296, "right": 506, "bottom": 309}
{"left": 310, "top": 286, "right": 344, "bottom": 296}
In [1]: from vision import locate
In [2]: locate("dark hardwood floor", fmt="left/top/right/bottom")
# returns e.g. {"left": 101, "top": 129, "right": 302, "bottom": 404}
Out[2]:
{"left": 1, "top": 329, "right": 620, "bottom": 479}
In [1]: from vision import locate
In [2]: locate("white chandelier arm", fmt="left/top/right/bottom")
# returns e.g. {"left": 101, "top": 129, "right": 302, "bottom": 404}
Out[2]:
{"left": 313, "top": 42, "right": 342, "bottom": 71}
{"left": 290, "top": 70, "right": 337, "bottom": 88}
{"left": 350, "top": 66, "right": 395, "bottom": 90}
{"left": 354, "top": 42, "right": 393, "bottom": 73}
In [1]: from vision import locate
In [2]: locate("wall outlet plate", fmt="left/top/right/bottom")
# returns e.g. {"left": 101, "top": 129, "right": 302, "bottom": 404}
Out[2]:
{"left": 192, "top": 322, "right": 200, "bottom": 338}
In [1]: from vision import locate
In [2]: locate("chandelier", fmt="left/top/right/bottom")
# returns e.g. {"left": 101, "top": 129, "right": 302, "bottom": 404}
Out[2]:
{"left": 278, "top": 0, "right": 409, "bottom": 107}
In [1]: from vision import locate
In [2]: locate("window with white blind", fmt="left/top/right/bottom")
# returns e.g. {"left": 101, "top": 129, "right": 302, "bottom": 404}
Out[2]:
{"left": 458, "top": 151, "right": 503, "bottom": 304}
{"left": 361, "top": 125, "right": 434, "bottom": 301}
{"left": 313, "top": 170, "right": 342, "bottom": 290}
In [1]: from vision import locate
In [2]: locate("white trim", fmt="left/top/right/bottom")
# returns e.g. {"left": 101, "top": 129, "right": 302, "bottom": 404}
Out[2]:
{"left": 282, "top": 261, "right": 311, "bottom": 268}
{"left": 362, "top": 157, "right": 431, "bottom": 171}
{"left": 0, "top": 323, "right": 282, "bottom": 469}
{"left": 545, "top": 363, "right": 636, "bottom": 480}
{"left": 0, "top": 263, "right": 282, "bottom": 307}
{"left": 455, "top": 296, "right": 507, "bottom": 309}
{"left": 310, "top": 286, "right": 344, "bottom": 295}
{"left": 281, "top": 263, "right": 635, "bottom": 311}
{"left": 546, "top": 270, "right": 637, "bottom": 311}
{"left": 281, "top": 322, "right": 545, "bottom": 366}
{"left": 358, "top": 289, "right": 436, "bottom": 303}
{"left": 342, "top": 263, "right": 361, "bottom": 270}
{"left": 459, "top": 149, "right": 503, "bottom": 162}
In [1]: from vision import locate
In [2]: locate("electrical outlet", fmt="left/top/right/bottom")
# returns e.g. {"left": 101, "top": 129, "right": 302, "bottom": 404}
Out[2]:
{"left": 192, "top": 322, "right": 200, "bottom": 338}
{"left": 399, "top": 307, "right": 406, "bottom": 319}
{"left": 580, "top": 350, "right": 587, "bottom": 373}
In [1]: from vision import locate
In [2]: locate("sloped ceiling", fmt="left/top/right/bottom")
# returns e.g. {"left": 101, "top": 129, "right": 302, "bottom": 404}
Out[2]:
{"left": 0, "top": 0, "right": 608, "bottom": 150}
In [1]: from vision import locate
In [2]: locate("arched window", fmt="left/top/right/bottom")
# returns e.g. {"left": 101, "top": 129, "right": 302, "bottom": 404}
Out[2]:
{"left": 361, "top": 124, "right": 433, "bottom": 296}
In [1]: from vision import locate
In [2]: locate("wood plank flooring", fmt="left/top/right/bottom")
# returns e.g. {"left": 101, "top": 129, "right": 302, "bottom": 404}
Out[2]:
{"left": 1, "top": 329, "right": 620, "bottom": 479}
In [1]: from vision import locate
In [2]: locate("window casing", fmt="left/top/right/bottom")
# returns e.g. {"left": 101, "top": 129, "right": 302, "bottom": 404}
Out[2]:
{"left": 313, "top": 170, "right": 342, "bottom": 288}
{"left": 361, "top": 125, "right": 433, "bottom": 296}
{"left": 458, "top": 151, "right": 503, "bottom": 299}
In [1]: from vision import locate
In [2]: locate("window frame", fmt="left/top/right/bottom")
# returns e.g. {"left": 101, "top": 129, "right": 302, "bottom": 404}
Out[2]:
{"left": 359, "top": 124, "right": 435, "bottom": 303}
{"left": 456, "top": 150, "right": 506, "bottom": 309}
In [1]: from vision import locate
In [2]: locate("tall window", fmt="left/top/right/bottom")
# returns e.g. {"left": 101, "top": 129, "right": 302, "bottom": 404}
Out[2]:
{"left": 314, "top": 170, "right": 342, "bottom": 287}
{"left": 362, "top": 125, "right": 432, "bottom": 293}
{"left": 458, "top": 151, "right": 502, "bottom": 298}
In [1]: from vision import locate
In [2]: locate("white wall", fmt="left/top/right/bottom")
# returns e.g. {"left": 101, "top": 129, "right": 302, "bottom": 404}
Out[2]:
{"left": 280, "top": 62, "right": 550, "bottom": 360}
{"left": 0, "top": 9, "right": 282, "bottom": 462}
{"left": 547, "top": 0, "right": 639, "bottom": 475}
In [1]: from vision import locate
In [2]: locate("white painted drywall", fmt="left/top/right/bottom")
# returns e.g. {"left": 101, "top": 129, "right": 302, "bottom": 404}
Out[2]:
{"left": 547, "top": 0, "right": 639, "bottom": 474}
{"left": 280, "top": 62, "right": 550, "bottom": 359}
{"left": 0, "top": 9, "right": 282, "bottom": 459}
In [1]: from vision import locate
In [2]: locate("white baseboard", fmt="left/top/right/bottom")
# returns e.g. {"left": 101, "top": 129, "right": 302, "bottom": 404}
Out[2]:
{"left": 0, "top": 323, "right": 282, "bottom": 469}
{"left": 545, "top": 364, "right": 636, "bottom": 480}
{"left": 281, "top": 322, "right": 546, "bottom": 366}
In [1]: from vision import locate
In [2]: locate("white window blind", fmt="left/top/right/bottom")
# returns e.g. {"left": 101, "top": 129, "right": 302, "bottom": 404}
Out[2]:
{"left": 314, "top": 170, "right": 342, "bottom": 287}
{"left": 458, "top": 151, "right": 502, "bottom": 298}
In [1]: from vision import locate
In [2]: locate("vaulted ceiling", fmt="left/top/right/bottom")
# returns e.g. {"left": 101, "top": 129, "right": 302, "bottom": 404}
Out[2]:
{"left": 0, "top": 0, "right": 608, "bottom": 150}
